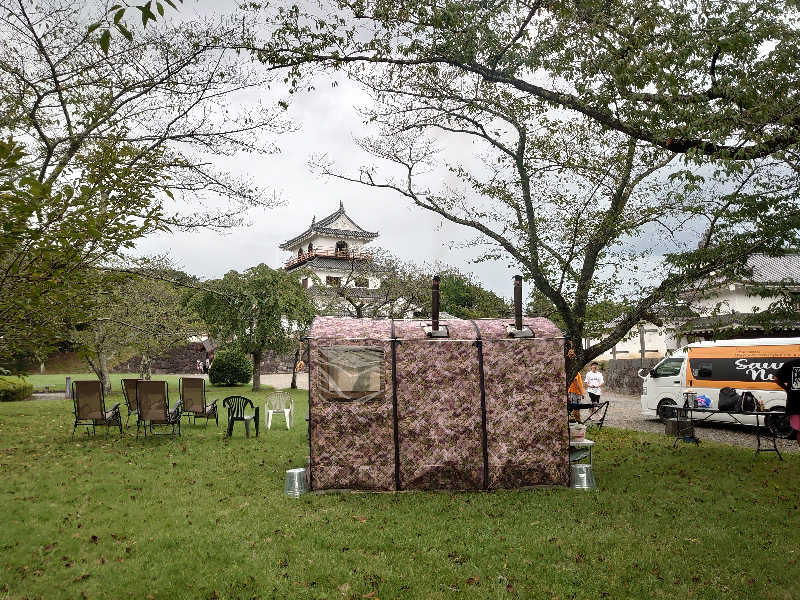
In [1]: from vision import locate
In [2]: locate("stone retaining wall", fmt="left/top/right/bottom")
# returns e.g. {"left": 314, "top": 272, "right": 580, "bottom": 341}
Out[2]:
{"left": 600, "top": 358, "right": 661, "bottom": 396}
{"left": 111, "top": 343, "right": 308, "bottom": 375}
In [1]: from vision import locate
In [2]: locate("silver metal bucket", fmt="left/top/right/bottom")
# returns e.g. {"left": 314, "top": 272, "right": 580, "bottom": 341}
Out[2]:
{"left": 284, "top": 468, "right": 308, "bottom": 498}
{"left": 570, "top": 464, "right": 596, "bottom": 490}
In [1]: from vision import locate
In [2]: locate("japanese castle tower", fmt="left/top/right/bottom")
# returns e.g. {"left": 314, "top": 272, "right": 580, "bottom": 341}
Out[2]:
{"left": 280, "top": 201, "right": 380, "bottom": 290}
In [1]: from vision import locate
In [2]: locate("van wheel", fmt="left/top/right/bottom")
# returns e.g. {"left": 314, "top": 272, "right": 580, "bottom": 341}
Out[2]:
{"left": 766, "top": 408, "right": 794, "bottom": 439}
{"left": 657, "top": 399, "right": 678, "bottom": 423}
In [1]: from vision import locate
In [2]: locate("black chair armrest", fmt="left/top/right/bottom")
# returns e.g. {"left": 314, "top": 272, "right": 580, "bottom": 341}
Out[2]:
{"left": 170, "top": 400, "right": 183, "bottom": 419}
{"left": 207, "top": 399, "right": 218, "bottom": 407}
{"left": 109, "top": 402, "right": 121, "bottom": 412}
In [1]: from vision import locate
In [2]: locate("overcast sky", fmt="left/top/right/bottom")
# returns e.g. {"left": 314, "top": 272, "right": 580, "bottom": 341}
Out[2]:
{"left": 130, "top": 1, "right": 527, "bottom": 299}
{"left": 133, "top": 1, "right": 703, "bottom": 301}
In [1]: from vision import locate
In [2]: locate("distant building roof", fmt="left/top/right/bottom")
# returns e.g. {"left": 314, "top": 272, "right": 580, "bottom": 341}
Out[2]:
{"left": 681, "top": 311, "right": 800, "bottom": 335}
{"left": 745, "top": 253, "right": 800, "bottom": 285}
{"left": 279, "top": 201, "right": 378, "bottom": 250}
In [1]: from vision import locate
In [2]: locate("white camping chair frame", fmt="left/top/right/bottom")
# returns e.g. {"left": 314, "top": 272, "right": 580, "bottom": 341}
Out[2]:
{"left": 265, "top": 391, "right": 293, "bottom": 430}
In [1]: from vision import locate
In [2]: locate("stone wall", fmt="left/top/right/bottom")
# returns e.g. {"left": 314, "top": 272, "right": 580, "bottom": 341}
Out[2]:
{"left": 111, "top": 342, "right": 207, "bottom": 375}
{"left": 111, "top": 343, "right": 308, "bottom": 375}
{"left": 259, "top": 348, "right": 307, "bottom": 374}
{"left": 600, "top": 358, "right": 661, "bottom": 396}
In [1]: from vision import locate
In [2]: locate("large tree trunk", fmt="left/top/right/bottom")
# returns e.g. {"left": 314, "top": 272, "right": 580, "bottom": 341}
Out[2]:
{"left": 139, "top": 354, "right": 153, "bottom": 380}
{"left": 87, "top": 349, "right": 113, "bottom": 396}
{"left": 98, "top": 351, "right": 112, "bottom": 395}
{"left": 251, "top": 350, "right": 262, "bottom": 391}
{"left": 83, "top": 331, "right": 113, "bottom": 395}
{"left": 564, "top": 330, "right": 587, "bottom": 388}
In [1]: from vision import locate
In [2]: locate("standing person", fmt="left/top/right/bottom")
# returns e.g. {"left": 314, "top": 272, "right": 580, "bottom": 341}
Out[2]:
{"left": 584, "top": 362, "right": 604, "bottom": 408}
{"left": 204, "top": 356, "right": 211, "bottom": 374}
{"left": 568, "top": 372, "right": 586, "bottom": 422}
{"left": 196, "top": 359, "right": 203, "bottom": 374}
{"left": 774, "top": 358, "right": 800, "bottom": 446}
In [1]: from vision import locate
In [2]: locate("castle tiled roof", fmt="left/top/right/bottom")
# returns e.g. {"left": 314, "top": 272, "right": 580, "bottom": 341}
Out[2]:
{"left": 746, "top": 253, "right": 800, "bottom": 284}
{"left": 279, "top": 201, "right": 378, "bottom": 250}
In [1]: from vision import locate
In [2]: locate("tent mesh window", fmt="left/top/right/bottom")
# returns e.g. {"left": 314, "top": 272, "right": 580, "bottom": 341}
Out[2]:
{"left": 319, "top": 346, "right": 384, "bottom": 401}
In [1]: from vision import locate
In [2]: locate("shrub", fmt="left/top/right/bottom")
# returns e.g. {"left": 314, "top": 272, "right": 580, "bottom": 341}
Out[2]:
{"left": 209, "top": 349, "right": 251, "bottom": 386}
{"left": 0, "top": 376, "right": 34, "bottom": 402}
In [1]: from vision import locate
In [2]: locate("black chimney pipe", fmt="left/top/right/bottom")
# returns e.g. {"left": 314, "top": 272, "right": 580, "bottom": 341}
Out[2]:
{"left": 432, "top": 275, "right": 441, "bottom": 331}
{"left": 514, "top": 275, "right": 523, "bottom": 330}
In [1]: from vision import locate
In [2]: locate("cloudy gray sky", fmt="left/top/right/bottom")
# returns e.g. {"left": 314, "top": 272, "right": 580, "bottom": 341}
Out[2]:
{"left": 133, "top": 1, "right": 522, "bottom": 297}
{"left": 133, "top": 0, "right": 700, "bottom": 300}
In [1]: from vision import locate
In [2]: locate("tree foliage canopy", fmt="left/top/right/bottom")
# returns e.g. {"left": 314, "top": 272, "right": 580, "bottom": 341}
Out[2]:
{"left": 0, "top": 0, "right": 287, "bottom": 362}
{"left": 69, "top": 263, "right": 202, "bottom": 392}
{"left": 249, "top": 0, "right": 800, "bottom": 379}
{"left": 254, "top": 0, "right": 800, "bottom": 161}
{"left": 190, "top": 264, "right": 316, "bottom": 390}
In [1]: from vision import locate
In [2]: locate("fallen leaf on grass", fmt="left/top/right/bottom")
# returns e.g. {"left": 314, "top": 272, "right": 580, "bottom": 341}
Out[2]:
{"left": 362, "top": 592, "right": 377, "bottom": 599}
{"left": 90, "top": 535, "right": 98, "bottom": 544}
{"left": 352, "top": 515, "right": 367, "bottom": 523}
{"left": 72, "top": 573, "right": 90, "bottom": 583}
{"left": 466, "top": 576, "right": 480, "bottom": 585}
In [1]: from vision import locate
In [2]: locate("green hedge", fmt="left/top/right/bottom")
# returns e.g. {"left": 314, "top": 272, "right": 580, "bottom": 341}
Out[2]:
{"left": 0, "top": 376, "right": 34, "bottom": 402}
{"left": 209, "top": 349, "right": 252, "bottom": 386}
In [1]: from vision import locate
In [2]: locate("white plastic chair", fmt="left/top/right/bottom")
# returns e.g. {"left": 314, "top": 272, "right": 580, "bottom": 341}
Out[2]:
{"left": 265, "top": 391, "right": 293, "bottom": 430}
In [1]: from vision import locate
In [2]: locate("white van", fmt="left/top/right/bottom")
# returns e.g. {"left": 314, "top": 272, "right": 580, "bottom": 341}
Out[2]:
{"left": 639, "top": 337, "right": 800, "bottom": 437}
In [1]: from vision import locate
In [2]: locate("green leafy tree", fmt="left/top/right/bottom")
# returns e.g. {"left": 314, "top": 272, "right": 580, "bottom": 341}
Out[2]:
{"left": 0, "top": 0, "right": 286, "bottom": 363}
{"left": 438, "top": 270, "right": 510, "bottom": 319}
{"left": 69, "top": 266, "right": 202, "bottom": 393}
{"left": 0, "top": 138, "right": 160, "bottom": 362}
{"left": 191, "top": 264, "right": 316, "bottom": 391}
{"left": 255, "top": 0, "right": 800, "bottom": 161}
{"left": 245, "top": 0, "right": 800, "bottom": 381}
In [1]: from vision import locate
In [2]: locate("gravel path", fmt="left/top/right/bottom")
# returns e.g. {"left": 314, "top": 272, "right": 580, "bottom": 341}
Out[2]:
{"left": 598, "top": 391, "right": 799, "bottom": 454}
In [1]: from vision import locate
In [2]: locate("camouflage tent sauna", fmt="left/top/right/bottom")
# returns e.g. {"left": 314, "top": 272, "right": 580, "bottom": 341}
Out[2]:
{"left": 307, "top": 315, "right": 568, "bottom": 491}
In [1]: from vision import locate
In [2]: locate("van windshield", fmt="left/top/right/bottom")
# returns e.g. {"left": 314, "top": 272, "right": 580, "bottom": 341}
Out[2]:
{"left": 652, "top": 358, "right": 684, "bottom": 378}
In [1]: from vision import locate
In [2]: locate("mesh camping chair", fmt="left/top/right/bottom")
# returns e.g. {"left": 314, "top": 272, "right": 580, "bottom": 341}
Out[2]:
{"left": 179, "top": 377, "right": 218, "bottom": 426}
{"left": 136, "top": 380, "right": 181, "bottom": 437}
{"left": 223, "top": 396, "right": 259, "bottom": 438}
{"left": 72, "top": 380, "right": 122, "bottom": 437}
{"left": 265, "top": 390, "right": 293, "bottom": 429}
{"left": 121, "top": 378, "right": 140, "bottom": 427}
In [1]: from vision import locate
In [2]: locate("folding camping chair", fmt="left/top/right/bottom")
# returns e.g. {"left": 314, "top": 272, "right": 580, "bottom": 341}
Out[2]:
{"left": 72, "top": 380, "right": 122, "bottom": 437}
{"left": 121, "top": 378, "right": 140, "bottom": 427}
{"left": 136, "top": 380, "right": 181, "bottom": 437}
{"left": 179, "top": 377, "right": 218, "bottom": 426}
{"left": 567, "top": 400, "right": 609, "bottom": 429}
{"left": 265, "top": 391, "right": 293, "bottom": 429}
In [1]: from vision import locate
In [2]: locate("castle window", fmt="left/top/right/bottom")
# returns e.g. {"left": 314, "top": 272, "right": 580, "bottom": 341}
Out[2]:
{"left": 335, "top": 241, "right": 348, "bottom": 255}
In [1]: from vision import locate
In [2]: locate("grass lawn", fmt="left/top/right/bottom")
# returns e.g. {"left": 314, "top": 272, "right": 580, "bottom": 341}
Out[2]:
{"left": 0, "top": 390, "right": 798, "bottom": 600}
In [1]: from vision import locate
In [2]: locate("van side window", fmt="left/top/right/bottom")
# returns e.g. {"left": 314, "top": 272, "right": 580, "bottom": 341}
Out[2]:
{"left": 691, "top": 361, "right": 713, "bottom": 379}
{"left": 653, "top": 358, "right": 683, "bottom": 377}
